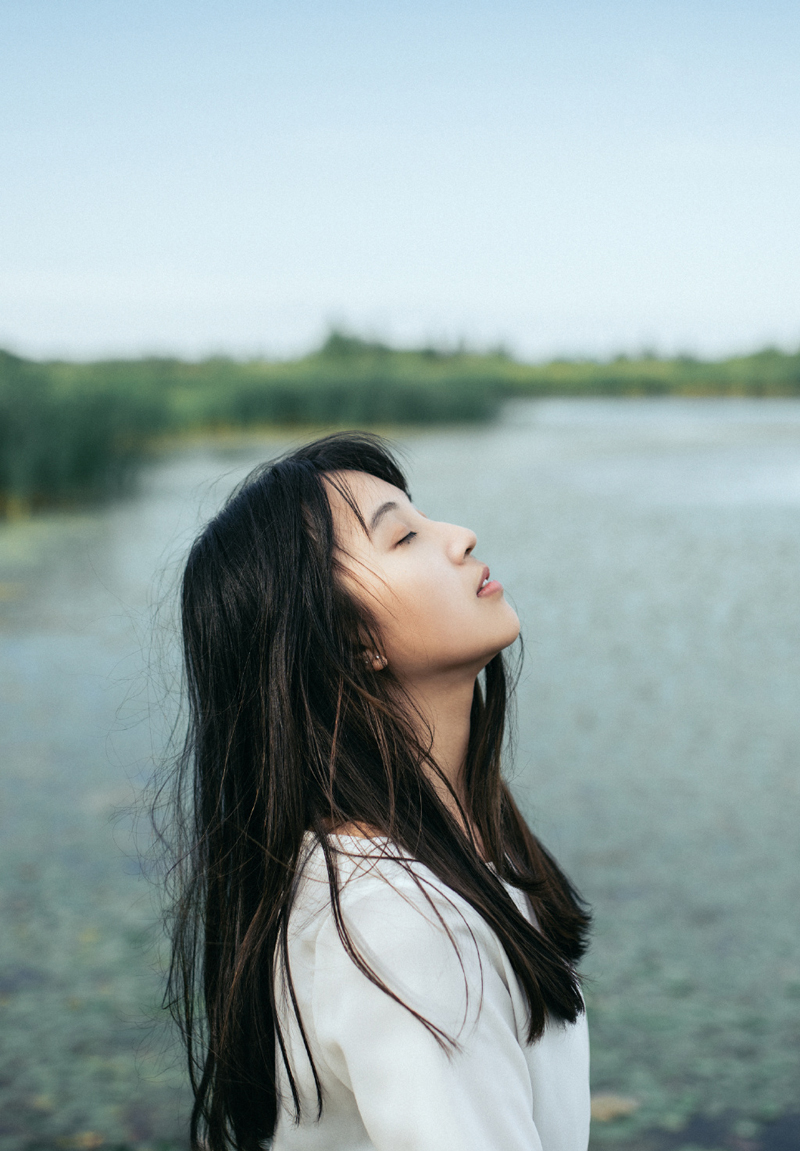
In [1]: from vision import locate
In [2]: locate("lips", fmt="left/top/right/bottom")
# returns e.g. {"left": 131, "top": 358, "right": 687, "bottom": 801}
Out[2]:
{"left": 476, "top": 566, "right": 503, "bottom": 597}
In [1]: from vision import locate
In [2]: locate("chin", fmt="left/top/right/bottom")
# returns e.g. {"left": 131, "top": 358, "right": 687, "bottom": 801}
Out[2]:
{"left": 480, "top": 611, "right": 521, "bottom": 664}
{"left": 496, "top": 604, "right": 521, "bottom": 649}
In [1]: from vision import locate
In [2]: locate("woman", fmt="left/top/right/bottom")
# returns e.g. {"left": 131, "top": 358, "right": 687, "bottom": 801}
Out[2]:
{"left": 165, "top": 432, "right": 591, "bottom": 1151}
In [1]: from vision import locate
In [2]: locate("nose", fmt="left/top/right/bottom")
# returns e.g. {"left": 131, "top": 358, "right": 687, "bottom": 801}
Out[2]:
{"left": 445, "top": 521, "right": 477, "bottom": 562}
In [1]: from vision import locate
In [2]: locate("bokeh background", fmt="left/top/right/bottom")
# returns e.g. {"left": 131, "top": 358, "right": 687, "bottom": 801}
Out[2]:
{"left": 1, "top": 3, "right": 799, "bottom": 1150}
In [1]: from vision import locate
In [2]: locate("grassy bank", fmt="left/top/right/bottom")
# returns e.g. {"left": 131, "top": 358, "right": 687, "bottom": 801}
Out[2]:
{"left": 2, "top": 332, "right": 800, "bottom": 513}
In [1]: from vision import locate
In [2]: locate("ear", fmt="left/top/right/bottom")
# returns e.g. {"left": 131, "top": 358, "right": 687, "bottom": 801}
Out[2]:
{"left": 364, "top": 650, "right": 388, "bottom": 671}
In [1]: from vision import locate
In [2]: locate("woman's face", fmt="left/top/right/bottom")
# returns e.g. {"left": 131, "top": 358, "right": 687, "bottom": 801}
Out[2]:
{"left": 327, "top": 470, "right": 520, "bottom": 684}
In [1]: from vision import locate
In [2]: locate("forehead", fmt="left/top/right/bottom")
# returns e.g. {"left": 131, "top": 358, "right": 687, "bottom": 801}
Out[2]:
{"left": 324, "top": 470, "right": 408, "bottom": 537}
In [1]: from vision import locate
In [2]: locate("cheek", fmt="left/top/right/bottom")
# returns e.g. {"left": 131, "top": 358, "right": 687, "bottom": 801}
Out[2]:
{"left": 362, "top": 555, "right": 519, "bottom": 675}
{"left": 378, "top": 570, "right": 489, "bottom": 666}
{"left": 367, "top": 568, "right": 452, "bottom": 653}
{"left": 397, "top": 566, "right": 460, "bottom": 622}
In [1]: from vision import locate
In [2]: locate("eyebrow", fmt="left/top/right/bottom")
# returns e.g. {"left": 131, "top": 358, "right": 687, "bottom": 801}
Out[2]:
{"left": 368, "top": 500, "right": 401, "bottom": 534}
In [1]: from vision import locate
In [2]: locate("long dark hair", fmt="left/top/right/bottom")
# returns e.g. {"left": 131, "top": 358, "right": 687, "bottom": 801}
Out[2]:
{"left": 162, "top": 431, "right": 590, "bottom": 1151}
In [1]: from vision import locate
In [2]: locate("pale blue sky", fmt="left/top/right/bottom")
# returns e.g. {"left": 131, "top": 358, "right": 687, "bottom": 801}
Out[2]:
{"left": 1, "top": 0, "right": 799, "bottom": 360}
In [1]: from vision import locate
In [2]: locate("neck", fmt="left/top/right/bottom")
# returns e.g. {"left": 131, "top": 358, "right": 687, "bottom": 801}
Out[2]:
{"left": 405, "top": 667, "right": 481, "bottom": 842}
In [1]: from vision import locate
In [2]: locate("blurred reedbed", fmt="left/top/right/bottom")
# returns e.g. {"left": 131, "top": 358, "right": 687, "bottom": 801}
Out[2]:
{"left": 3, "top": 332, "right": 800, "bottom": 516}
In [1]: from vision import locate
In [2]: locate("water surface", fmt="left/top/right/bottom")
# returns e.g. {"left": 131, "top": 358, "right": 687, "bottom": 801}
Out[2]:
{"left": 1, "top": 399, "right": 799, "bottom": 1148}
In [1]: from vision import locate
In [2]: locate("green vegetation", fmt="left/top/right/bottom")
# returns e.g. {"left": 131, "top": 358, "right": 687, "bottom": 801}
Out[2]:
{"left": 2, "top": 332, "right": 800, "bottom": 514}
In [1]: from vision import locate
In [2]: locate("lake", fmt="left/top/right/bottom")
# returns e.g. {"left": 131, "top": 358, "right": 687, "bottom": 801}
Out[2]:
{"left": 1, "top": 398, "right": 799, "bottom": 1150}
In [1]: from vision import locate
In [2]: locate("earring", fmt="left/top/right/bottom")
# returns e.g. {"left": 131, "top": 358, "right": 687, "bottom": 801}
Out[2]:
{"left": 367, "top": 652, "right": 387, "bottom": 670}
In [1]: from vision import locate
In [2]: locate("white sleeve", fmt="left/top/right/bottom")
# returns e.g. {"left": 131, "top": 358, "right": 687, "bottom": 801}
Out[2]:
{"left": 311, "top": 871, "right": 544, "bottom": 1151}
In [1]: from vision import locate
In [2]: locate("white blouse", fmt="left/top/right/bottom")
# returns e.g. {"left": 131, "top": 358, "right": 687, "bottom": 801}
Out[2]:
{"left": 272, "top": 833, "right": 590, "bottom": 1151}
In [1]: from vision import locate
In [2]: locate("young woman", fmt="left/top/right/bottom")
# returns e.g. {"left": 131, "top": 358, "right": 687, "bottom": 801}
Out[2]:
{"left": 166, "top": 432, "right": 591, "bottom": 1151}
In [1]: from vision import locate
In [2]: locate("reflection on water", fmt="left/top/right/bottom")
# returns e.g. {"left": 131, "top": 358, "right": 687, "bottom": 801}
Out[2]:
{"left": 1, "top": 400, "right": 799, "bottom": 1148}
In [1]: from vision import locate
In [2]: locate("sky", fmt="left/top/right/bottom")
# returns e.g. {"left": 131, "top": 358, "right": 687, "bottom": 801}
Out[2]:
{"left": 1, "top": 0, "right": 799, "bottom": 362}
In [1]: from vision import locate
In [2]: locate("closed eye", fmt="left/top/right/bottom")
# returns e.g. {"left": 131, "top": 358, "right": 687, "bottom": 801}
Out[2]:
{"left": 396, "top": 530, "right": 417, "bottom": 546}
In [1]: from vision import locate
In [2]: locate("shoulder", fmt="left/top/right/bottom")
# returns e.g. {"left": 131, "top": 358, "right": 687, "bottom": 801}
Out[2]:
{"left": 292, "top": 831, "right": 498, "bottom": 946}
{"left": 289, "top": 833, "right": 518, "bottom": 1035}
